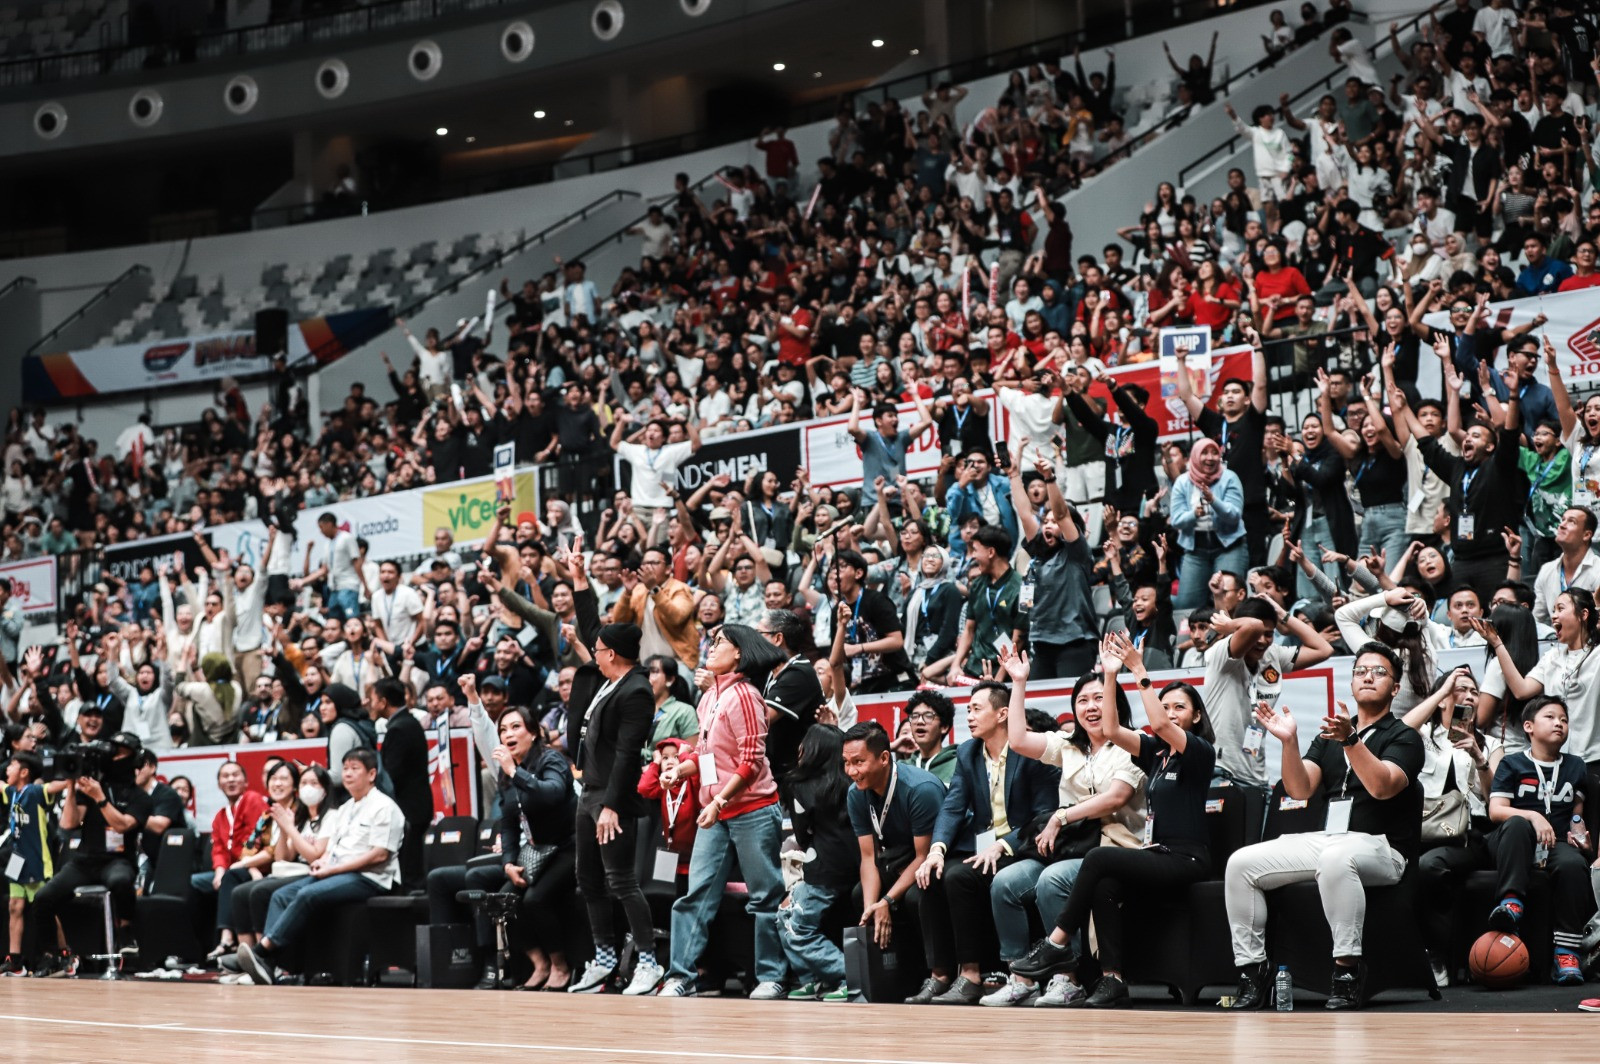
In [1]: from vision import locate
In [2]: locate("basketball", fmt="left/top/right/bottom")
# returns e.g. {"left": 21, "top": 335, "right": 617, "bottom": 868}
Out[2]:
{"left": 1468, "top": 932, "right": 1529, "bottom": 988}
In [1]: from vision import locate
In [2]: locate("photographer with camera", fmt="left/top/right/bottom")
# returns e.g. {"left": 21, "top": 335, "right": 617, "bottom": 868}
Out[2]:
{"left": 29, "top": 732, "right": 151, "bottom": 976}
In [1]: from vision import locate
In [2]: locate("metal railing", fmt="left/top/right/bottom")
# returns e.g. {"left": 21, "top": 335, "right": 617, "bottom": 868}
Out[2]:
{"left": 0, "top": 0, "right": 529, "bottom": 90}
{"left": 0, "top": 274, "right": 35, "bottom": 300}
{"left": 24, "top": 263, "right": 149, "bottom": 356}
{"left": 1176, "top": 10, "right": 1425, "bottom": 188}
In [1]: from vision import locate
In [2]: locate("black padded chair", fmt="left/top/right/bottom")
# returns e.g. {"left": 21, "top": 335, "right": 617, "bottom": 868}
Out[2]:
{"left": 135, "top": 828, "right": 208, "bottom": 968}
{"left": 367, "top": 816, "right": 479, "bottom": 986}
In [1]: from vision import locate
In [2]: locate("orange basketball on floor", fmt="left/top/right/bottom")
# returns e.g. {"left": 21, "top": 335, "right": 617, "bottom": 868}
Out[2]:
{"left": 1468, "top": 932, "right": 1529, "bottom": 989}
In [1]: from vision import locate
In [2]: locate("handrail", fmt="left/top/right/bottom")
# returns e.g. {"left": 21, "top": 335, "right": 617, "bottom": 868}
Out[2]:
{"left": 283, "top": 188, "right": 639, "bottom": 373}
{"left": 1176, "top": 11, "right": 1426, "bottom": 189}
{"left": 24, "top": 263, "right": 149, "bottom": 356}
{"left": 0, "top": 0, "right": 528, "bottom": 89}
{"left": 0, "top": 275, "right": 35, "bottom": 300}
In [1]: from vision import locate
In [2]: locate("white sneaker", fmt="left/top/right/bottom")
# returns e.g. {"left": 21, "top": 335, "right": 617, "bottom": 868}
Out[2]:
{"left": 980, "top": 975, "right": 1038, "bottom": 1007}
{"left": 623, "top": 960, "right": 665, "bottom": 997}
{"left": 1428, "top": 952, "right": 1450, "bottom": 989}
{"left": 656, "top": 976, "right": 697, "bottom": 997}
{"left": 1034, "top": 973, "right": 1086, "bottom": 1007}
{"left": 748, "top": 981, "right": 786, "bottom": 1000}
{"left": 569, "top": 959, "right": 615, "bottom": 994}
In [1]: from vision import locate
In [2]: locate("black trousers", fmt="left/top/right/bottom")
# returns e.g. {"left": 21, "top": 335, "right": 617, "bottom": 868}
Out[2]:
{"left": 426, "top": 862, "right": 507, "bottom": 949}
{"left": 575, "top": 795, "right": 654, "bottom": 954}
{"left": 230, "top": 875, "right": 301, "bottom": 935}
{"left": 1029, "top": 639, "right": 1099, "bottom": 682}
{"left": 1051, "top": 846, "right": 1208, "bottom": 973}
{"left": 1243, "top": 504, "right": 1271, "bottom": 568}
{"left": 1452, "top": 550, "right": 1511, "bottom": 608}
{"left": 938, "top": 853, "right": 1019, "bottom": 968}
{"left": 1421, "top": 819, "right": 1594, "bottom": 952}
{"left": 33, "top": 855, "right": 139, "bottom": 934}
{"left": 850, "top": 875, "right": 938, "bottom": 973}
{"left": 505, "top": 848, "right": 577, "bottom": 955}
{"left": 399, "top": 811, "right": 431, "bottom": 889}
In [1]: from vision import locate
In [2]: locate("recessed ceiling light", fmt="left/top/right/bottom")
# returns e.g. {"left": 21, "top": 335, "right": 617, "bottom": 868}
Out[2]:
{"left": 435, "top": 126, "right": 448, "bottom": 136}
{"left": 772, "top": 62, "right": 785, "bottom": 71}
{"left": 533, "top": 109, "right": 546, "bottom": 118}
{"left": 812, "top": 70, "right": 822, "bottom": 78}
{"left": 564, "top": 119, "right": 573, "bottom": 126}
{"left": 871, "top": 38, "right": 884, "bottom": 47}
{"left": 465, "top": 136, "right": 476, "bottom": 143}
{"left": 909, "top": 48, "right": 920, "bottom": 55}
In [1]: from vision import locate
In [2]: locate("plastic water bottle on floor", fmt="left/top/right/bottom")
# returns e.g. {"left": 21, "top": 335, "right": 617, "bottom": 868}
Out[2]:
{"left": 1275, "top": 966, "right": 1293, "bottom": 1011}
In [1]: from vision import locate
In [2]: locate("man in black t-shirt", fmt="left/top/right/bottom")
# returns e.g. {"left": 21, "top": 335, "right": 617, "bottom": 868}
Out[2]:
{"left": 756, "top": 609, "right": 824, "bottom": 805}
{"left": 135, "top": 748, "right": 187, "bottom": 871}
{"left": 1177, "top": 337, "right": 1271, "bottom": 566}
{"left": 1222, "top": 643, "right": 1424, "bottom": 1011}
{"left": 32, "top": 732, "right": 153, "bottom": 975}
{"left": 833, "top": 550, "right": 914, "bottom": 694}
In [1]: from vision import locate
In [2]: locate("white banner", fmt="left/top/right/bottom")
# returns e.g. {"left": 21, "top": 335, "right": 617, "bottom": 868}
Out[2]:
{"left": 1422, "top": 288, "right": 1600, "bottom": 384}
{"left": 0, "top": 556, "right": 57, "bottom": 614}
{"left": 802, "top": 393, "right": 1004, "bottom": 490}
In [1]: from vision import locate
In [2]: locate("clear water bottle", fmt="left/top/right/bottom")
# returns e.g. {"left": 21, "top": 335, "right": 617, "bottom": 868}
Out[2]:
{"left": 1275, "top": 966, "right": 1293, "bottom": 1011}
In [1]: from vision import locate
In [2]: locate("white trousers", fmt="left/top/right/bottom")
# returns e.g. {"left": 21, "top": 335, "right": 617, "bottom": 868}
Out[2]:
{"left": 1224, "top": 831, "right": 1406, "bottom": 966}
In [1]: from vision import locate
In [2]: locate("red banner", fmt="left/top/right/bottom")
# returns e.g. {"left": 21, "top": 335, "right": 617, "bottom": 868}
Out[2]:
{"left": 1086, "top": 344, "right": 1255, "bottom": 441}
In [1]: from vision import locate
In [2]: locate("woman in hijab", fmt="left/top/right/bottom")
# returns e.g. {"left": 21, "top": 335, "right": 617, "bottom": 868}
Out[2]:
{"left": 176, "top": 650, "right": 242, "bottom": 745}
{"left": 1168, "top": 437, "right": 1246, "bottom": 610}
{"left": 904, "top": 545, "right": 963, "bottom": 678}
{"left": 319, "top": 682, "right": 379, "bottom": 803}
{"left": 656, "top": 623, "right": 788, "bottom": 999}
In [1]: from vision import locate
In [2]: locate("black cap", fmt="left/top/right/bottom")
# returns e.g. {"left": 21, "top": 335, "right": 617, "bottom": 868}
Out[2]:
{"left": 109, "top": 731, "right": 143, "bottom": 755}
{"left": 78, "top": 702, "right": 105, "bottom": 716}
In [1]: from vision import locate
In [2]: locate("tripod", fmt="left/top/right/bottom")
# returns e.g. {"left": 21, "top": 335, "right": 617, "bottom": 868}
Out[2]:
{"left": 456, "top": 889, "right": 519, "bottom": 989}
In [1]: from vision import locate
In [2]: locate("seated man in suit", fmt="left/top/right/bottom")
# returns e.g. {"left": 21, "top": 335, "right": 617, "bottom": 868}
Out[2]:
{"left": 566, "top": 622, "right": 661, "bottom": 996}
{"left": 907, "top": 680, "right": 1060, "bottom": 1005}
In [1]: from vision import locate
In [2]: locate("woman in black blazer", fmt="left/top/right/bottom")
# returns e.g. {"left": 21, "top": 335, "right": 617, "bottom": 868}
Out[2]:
{"left": 495, "top": 704, "right": 578, "bottom": 990}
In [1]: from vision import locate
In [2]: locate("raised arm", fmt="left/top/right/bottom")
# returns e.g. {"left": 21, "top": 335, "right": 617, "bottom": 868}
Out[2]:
{"left": 998, "top": 647, "right": 1050, "bottom": 761}
{"left": 1104, "top": 632, "right": 1187, "bottom": 755}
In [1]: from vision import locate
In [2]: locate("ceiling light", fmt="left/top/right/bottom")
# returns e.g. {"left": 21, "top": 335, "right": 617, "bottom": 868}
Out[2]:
{"left": 533, "top": 109, "right": 546, "bottom": 118}
{"left": 465, "top": 136, "right": 476, "bottom": 143}
{"left": 871, "top": 38, "right": 884, "bottom": 47}
{"left": 435, "top": 126, "right": 448, "bottom": 136}
{"left": 812, "top": 70, "right": 822, "bottom": 78}
{"left": 564, "top": 119, "right": 573, "bottom": 126}
{"left": 772, "top": 62, "right": 785, "bottom": 71}
{"left": 910, "top": 48, "right": 920, "bottom": 55}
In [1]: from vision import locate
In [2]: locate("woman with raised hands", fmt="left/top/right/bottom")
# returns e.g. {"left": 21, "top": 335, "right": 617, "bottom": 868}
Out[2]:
{"left": 1009, "top": 631, "right": 1215, "bottom": 1007}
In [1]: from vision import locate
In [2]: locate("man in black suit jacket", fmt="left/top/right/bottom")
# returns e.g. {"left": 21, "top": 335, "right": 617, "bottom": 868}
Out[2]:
{"left": 567, "top": 622, "right": 661, "bottom": 995}
{"left": 370, "top": 677, "right": 433, "bottom": 888}
{"left": 911, "top": 681, "right": 1061, "bottom": 1004}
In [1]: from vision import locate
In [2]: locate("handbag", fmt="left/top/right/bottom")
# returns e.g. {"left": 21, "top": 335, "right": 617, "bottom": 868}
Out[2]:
{"left": 1421, "top": 758, "right": 1470, "bottom": 845}
{"left": 517, "top": 811, "right": 557, "bottom": 884}
{"left": 1015, "top": 810, "right": 1100, "bottom": 863}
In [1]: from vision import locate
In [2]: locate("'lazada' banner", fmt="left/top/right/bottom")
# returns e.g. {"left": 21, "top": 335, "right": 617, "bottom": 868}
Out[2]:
{"left": 21, "top": 307, "right": 392, "bottom": 403}
{"left": 1423, "top": 288, "right": 1600, "bottom": 382}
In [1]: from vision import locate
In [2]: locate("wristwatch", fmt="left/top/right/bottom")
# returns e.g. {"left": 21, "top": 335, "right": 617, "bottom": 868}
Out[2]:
{"left": 1340, "top": 732, "right": 1361, "bottom": 748}
{"left": 1054, "top": 807, "right": 1071, "bottom": 827}
{"left": 95, "top": 798, "right": 109, "bottom": 809}
{"left": 1136, "top": 675, "right": 1152, "bottom": 690}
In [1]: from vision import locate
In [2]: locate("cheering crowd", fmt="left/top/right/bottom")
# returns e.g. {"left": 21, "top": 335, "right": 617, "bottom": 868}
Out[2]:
{"left": 3, "top": 0, "right": 1600, "bottom": 1011}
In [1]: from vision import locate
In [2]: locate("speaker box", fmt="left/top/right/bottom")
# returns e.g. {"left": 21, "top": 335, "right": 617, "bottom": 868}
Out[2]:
{"left": 255, "top": 307, "right": 289, "bottom": 355}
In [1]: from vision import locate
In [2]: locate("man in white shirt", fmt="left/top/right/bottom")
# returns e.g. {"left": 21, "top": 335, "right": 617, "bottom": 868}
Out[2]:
{"left": 236, "top": 748, "right": 405, "bottom": 985}
{"left": 1473, "top": 0, "right": 1519, "bottom": 59}
{"left": 610, "top": 412, "right": 702, "bottom": 525}
{"left": 299, "top": 512, "right": 369, "bottom": 620}
{"left": 372, "top": 559, "right": 425, "bottom": 648}
{"left": 397, "top": 317, "right": 454, "bottom": 398}
{"left": 1534, "top": 507, "right": 1600, "bottom": 624}
{"left": 698, "top": 374, "right": 733, "bottom": 437}
{"left": 1428, "top": 585, "right": 1487, "bottom": 651}
{"left": 409, "top": 528, "right": 463, "bottom": 586}
{"left": 562, "top": 260, "right": 600, "bottom": 325}
{"left": 627, "top": 204, "right": 675, "bottom": 260}
{"left": 1411, "top": 186, "right": 1458, "bottom": 252}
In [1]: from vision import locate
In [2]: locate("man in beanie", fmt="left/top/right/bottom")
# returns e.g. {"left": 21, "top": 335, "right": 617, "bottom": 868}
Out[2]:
{"left": 567, "top": 622, "right": 660, "bottom": 995}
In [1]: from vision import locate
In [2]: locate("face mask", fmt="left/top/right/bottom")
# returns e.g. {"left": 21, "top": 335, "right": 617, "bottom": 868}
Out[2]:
{"left": 299, "top": 785, "right": 325, "bottom": 808}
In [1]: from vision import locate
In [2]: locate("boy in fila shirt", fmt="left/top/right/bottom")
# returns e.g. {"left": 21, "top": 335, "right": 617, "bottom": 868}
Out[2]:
{"left": 0, "top": 753, "right": 68, "bottom": 975}
{"left": 1424, "top": 697, "right": 1593, "bottom": 985}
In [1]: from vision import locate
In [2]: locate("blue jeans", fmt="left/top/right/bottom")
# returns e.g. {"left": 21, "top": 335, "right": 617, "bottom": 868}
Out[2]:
{"left": 989, "top": 857, "right": 1084, "bottom": 962}
{"left": 778, "top": 880, "right": 846, "bottom": 987}
{"left": 1357, "top": 503, "right": 1410, "bottom": 568}
{"left": 262, "top": 871, "right": 383, "bottom": 952}
{"left": 1297, "top": 514, "right": 1339, "bottom": 602}
{"left": 191, "top": 867, "right": 253, "bottom": 933}
{"left": 326, "top": 589, "right": 361, "bottom": 621}
{"left": 668, "top": 802, "right": 785, "bottom": 984}
{"left": 1176, "top": 540, "right": 1250, "bottom": 611}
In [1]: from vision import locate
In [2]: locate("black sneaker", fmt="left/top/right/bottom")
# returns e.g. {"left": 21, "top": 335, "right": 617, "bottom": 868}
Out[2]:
{"left": 474, "top": 962, "right": 499, "bottom": 991}
{"left": 1325, "top": 961, "right": 1365, "bottom": 1011}
{"left": 29, "top": 952, "right": 58, "bottom": 979}
{"left": 1009, "top": 936, "right": 1079, "bottom": 981}
{"left": 236, "top": 944, "right": 277, "bottom": 987}
{"left": 1085, "top": 974, "right": 1129, "bottom": 1008}
{"left": 0, "top": 954, "right": 26, "bottom": 977}
{"left": 1226, "top": 962, "right": 1272, "bottom": 1010}
{"left": 49, "top": 952, "right": 79, "bottom": 978}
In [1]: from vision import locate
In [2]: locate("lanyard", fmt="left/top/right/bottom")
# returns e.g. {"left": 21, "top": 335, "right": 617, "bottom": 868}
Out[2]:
{"left": 1531, "top": 757, "right": 1556, "bottom": 815}
{"left": 985, "top": 579, "right": 1004, "bottom": 614}
{"left": 952, "top": 406, "right": 970, "bottom": 434}
{"left": 434, "top": 648, "right": 458, "bottom": 677}
{"left": 1580, "top": 444, "right": 1598, "bottom": 482}
{"left": 1220, "top": 419, "right": 1230, "bottom": 453}
{"left": 382, "top": 590, "right": 396, "bottom": 632}
{"left": 1561, "top": 561, "right": 1581, "bottom": 592}
{"left": 645, "top": 447, "right": 661, "bottom": 471}
{"left": 1460, "top": 466, "right": 1479, "bottom": 497}
{"left": 848, "top": 591, "right": 864, "bottom": 643}
{"left": 664, "top": 782, "right": 688, "bottom": 829}
{"left": 868, "top": 764, "right": 899, "bottom": 842}
{"left": 764, "top": 655, "right": 808, "bottom": 697}
{"left": 1529, "top": 457, "right": 1557, "bottom": 501}
{"left": 1339, "top": 722, "right": 1381, "bottom": 798}
{"left": 1354, "top": 457, "right": 1375, "bottom": 483}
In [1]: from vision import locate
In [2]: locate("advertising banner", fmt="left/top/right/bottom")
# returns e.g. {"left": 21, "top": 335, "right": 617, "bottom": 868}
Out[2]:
{"left": 420, "top": 471, "right": 538, "bottom": 548}
{"left": 802, "top": 395, "right": 1006, "bottom": 490}
{"left": 1090, "top": 345, "right": 1256, "bottom": 441}
{"left": 153, "top": 730, "right": 479, "bottom": 828}
{"left": 614, "top": 422, "right": 806, "bottom": 496}
{"left": 1422, "top": 288, "right": 1600, "bottom": 383}
{"left": 0, "top": 556, "right": 57, "bottom": 614}
{"left": 21, "top": 307, "right": 392, "bottom": 404}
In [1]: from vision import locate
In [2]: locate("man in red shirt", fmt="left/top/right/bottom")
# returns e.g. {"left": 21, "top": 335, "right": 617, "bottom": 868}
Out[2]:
{"left": 766, "top": 287, "right": 813, "bottom": 365}
{"left": 1557, "top": 241, "right": 1600, "bottom": 291}
{"left": 190, "top": 761, "right": 268, "bottom": 956}
{"left": 754, "top": 127, "right": 798, "bottom": 182}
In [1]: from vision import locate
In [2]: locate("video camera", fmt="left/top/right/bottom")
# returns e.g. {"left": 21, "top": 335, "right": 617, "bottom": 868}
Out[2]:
{"left": 42, "top": 740, "right": 118, "bottom": 783}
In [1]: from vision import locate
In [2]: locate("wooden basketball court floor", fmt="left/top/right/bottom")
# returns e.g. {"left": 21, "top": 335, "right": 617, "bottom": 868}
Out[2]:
{"left": 0, "top": 982, "right": 1590, "bottom": 1063}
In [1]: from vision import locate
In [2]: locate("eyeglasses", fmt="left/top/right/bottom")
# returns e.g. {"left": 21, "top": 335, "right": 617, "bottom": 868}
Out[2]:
{"left": 1449, "top": 305, "right": 1472, "bottom": 313}
{"left": 753, "top": 628, "right": 776, "bottom": 637}
{"left": 907, "top": 710, "right": 940, "bottom": 723}
{"left": 1350, "top": 665, "right": 1391, "bottom": 678}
